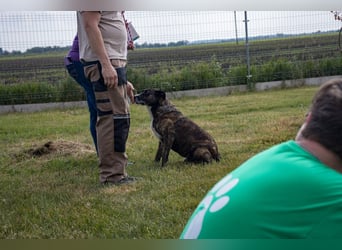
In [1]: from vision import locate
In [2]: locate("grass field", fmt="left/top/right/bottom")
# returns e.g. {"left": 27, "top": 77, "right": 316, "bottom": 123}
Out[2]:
{"left": 0, "top": 86, "right": 317, "bottom": 239}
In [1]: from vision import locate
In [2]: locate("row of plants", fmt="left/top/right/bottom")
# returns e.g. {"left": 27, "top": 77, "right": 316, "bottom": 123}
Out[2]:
{"left": 129, "top": 56, "right": 342, "bottom": 91}
{"left": 0, "top": 78, "right": 85, "bottom": 105}
{"left": 1, "top": 56, "right": 341, "bottom": 105}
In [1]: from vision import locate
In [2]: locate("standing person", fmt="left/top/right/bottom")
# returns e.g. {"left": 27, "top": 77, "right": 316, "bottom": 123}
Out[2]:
{"left": 64, "top": 34, "right": 98, "bottom": 153}
{"left": 180, "top": 78, "right": 342, "bottom": 239}
{"left": 77, "top": 11, "right": 137, "bottom": 185}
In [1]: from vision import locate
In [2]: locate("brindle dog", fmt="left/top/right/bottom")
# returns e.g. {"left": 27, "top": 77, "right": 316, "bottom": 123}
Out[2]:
{"left": 134, "top": 89, "right": 220, "bottom": 167}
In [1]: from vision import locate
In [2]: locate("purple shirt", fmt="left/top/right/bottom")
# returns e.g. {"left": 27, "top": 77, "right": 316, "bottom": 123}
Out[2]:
{"left": 67, "top": 35, "right": 80, "bottom": 62}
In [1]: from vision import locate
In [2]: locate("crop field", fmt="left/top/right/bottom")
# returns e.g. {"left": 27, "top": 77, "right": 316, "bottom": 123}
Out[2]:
{"left": 0, "top": 55, "right": 67, "bottom": 85}
{"left": 128, "top": 33, "right": 340, "bottom": 69}
{"left": 0, "top": 33, "right": 340, "bottom": 87}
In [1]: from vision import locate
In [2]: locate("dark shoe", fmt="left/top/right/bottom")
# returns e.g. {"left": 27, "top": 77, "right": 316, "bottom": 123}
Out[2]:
{"left": 101, "top": 176, "right": 138, "bottom": 186}
{"left": 115, "top": 176, "right": 137, "bottom": 185}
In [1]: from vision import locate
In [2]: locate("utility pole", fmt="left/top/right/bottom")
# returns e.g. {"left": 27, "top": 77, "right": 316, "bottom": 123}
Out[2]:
{"left": 244, "top": 11, "right": 252, "bottom": 89}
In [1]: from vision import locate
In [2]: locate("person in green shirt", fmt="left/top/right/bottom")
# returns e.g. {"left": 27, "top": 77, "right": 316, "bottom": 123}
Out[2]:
{"left": 180, "top": 78, "right": 342, "bottom": 239}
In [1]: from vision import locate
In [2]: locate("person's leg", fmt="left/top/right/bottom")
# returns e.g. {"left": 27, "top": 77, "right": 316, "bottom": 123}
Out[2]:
{"left": 84, "top": 61, "right": 131, "bottom": 184}
{"left": 75, "top": 61, "right": 98, "bottom": 153}
{"left": 67, "top": 60, "right": 98, "bottom": 153}
{"left": 87, "top": 93, "right": 98, "bottom": 153}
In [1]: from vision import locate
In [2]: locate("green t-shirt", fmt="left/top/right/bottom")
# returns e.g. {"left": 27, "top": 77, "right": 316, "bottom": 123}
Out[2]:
{"left": 180, "top": 140, "right": 342, "bottom": 239}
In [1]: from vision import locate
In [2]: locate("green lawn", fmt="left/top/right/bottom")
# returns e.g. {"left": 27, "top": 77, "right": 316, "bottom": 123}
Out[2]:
{"left": 0, "top": 86, "right": 316, "bottom": 239}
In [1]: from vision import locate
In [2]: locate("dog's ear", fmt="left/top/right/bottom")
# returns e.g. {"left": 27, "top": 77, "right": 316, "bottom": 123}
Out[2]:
{"left": 156, "top": 90, "right": 166, "bottom": 100}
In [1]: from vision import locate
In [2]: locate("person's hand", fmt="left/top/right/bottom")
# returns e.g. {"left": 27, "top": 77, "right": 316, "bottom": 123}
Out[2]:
{"left": 127, "top": 81, "right": 135, "bottom": 103}
{"left": 101, "top": 63, "right": 118, "bottom": 89}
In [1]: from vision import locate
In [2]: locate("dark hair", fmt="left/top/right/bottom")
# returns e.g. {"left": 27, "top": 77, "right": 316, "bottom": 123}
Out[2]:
{"left": 301, "top": 78, "right": 342, "bottom": 159}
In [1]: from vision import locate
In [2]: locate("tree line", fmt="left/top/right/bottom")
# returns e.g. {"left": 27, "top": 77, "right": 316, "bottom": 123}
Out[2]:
{"left": 0, "top": 40, "right": 191, "bottom": 56}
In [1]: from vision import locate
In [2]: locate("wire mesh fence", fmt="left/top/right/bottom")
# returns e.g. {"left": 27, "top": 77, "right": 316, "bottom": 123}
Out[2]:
{"left": 0, "top": 11, "right": 341, "bottom": 104}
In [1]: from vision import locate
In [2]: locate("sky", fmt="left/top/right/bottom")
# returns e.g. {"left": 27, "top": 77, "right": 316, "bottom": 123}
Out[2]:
{"left": 0, "top": 11, "right": 341, "bottom": 52}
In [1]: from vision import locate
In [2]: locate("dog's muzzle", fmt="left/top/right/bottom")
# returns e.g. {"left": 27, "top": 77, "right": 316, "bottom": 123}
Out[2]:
{"left": 134, "top": 95, "right": 145, "bottom": 105}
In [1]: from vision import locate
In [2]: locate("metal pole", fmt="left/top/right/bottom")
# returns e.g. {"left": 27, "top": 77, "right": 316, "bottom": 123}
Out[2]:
{"left": 234, "top": 11, "right": 238, "bottom": 45}
{"left": 244, "top": 11, "right": 252, "bottom": 88}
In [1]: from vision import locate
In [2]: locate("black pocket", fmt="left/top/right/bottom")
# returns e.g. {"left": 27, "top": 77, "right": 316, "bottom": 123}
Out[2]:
{"left": 94, "top": 63, "right": 127, "bottom": 86}
{"left": 116, "top": 67, "right": 127, "bottom": 86}
{"left": 114, "top": 116, "right": 130, "bottom": 152}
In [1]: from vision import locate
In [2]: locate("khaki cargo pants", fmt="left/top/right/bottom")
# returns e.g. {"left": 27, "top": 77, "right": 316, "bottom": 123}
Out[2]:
{"left": 84, "top": 59, "right": 130, "bottom": 183}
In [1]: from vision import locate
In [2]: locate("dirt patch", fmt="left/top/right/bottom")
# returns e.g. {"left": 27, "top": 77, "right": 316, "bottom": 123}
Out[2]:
{"left": 23, "top": 140, "right": 95, "bottom": 158}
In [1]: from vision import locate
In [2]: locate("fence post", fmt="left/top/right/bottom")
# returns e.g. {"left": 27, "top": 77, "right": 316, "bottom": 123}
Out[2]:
{"left": 244, "top": 11, "right": 253, "bottom": 89}
{"left": 234, "top": 11, "right": 239, "bottom": 45}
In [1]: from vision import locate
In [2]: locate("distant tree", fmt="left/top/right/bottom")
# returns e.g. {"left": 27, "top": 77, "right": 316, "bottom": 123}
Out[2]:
{"left": 168, "top": 42, "right": 176, "bottom": 47}
{"left": 25, "top": 45, "right": 70, "bottom": 54}
{"left": 12, "top": 50, "right": 22, "bottom": 55}
{"left": 0, "top": 47, "right": 11, "bottom": 56}
{"left": 175, "top": 40, "right": 189, "bottom": 46}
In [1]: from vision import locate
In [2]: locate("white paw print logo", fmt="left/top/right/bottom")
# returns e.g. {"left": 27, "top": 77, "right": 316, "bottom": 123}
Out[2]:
{"left": 182, "top": 174, "right": 239, "bottom": 239}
